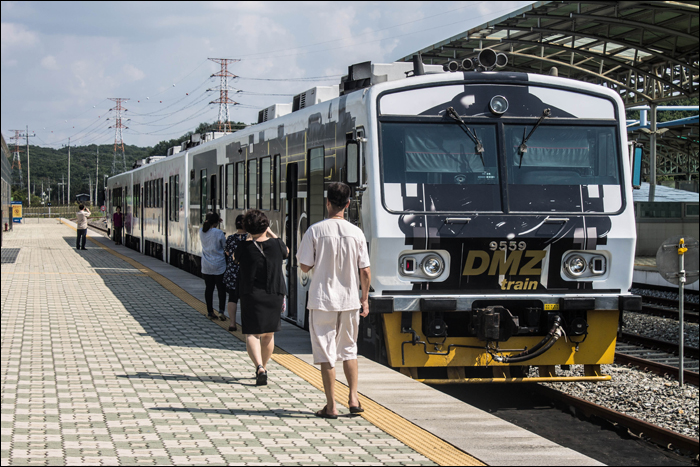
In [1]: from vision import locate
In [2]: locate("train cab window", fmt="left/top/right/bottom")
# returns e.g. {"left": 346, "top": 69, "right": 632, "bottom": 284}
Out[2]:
{"left": 248, "top": 159, "right": 258, "bottom": 209}
{"left": 308, "top": 147, "right": 325, "bottom": 225}
{"left": 200, "top": 169, "right": 208, "bottom": 223}
{"left": 236, "top": 162, "right": 245, "bottom": 210}
{"left": 261, "top": 156, "right": 271, "bottom": 210}
{"left": 274, "top": 155, "right": 281, "bottom": 211}
{"left": 225, "top": 163, "right": 234, "bottom": 209}
{"left": 380, "top": 122, "right": 500, "bottom": 212}
{"left": 505, "top": 125, "right": 622, "bottom": 212}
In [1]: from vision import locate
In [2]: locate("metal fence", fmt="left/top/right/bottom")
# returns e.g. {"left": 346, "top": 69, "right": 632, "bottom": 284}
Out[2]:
{"left": 21, "top": 206, "right": 106, "bottom": 219}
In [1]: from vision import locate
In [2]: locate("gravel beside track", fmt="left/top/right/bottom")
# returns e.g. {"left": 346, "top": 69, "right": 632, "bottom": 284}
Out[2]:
{"left": 531, "top": 297, "right": 700, "bottom": 442}
{"left": 623, "top": 311, "right": 700, "bottom": 349}
{"left": 534, "top": 365, "right": 699, "bottom": 439}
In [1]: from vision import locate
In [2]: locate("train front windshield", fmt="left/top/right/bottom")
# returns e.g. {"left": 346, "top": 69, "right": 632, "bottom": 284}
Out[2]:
{"left": 380, "top": 122, "right": 623, "bottom": 213}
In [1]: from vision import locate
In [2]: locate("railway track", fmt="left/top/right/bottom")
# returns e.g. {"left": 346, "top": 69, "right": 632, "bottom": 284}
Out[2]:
{"left": 534, "top": 384, "right": 700, "bottom": 459}
{"left": 632, "top": 283, "right": 699, "bottom": 324}
{"left": 615, "top": 334, "right": 699, "bottom": 387}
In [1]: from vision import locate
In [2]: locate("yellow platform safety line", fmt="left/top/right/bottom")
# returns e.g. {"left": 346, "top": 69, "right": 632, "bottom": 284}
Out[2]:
{"left": 61, "top": 220, "right": 484, "bottom": 467}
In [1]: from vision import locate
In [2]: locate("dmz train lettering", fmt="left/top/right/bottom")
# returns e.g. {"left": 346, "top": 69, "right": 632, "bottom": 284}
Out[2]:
{"left": 107, "top": 50, "right": 642, "bottom": 383}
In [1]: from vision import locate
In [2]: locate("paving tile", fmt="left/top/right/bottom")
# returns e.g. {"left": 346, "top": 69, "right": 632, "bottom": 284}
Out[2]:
{"left": 1, "top": 222, "right": 436, "bottom": 466}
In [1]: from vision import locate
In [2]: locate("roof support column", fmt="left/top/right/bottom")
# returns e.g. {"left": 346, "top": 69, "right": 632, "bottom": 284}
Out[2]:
{"left": 649, "top": 103, "right": 657, "bottom": 202}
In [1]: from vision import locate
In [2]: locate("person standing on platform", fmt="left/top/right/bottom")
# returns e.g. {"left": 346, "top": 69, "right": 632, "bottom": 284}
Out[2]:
{"left": 223, "top": 215, "right": 246, "bottom": 332}
{"left": 235, "top": 210, "right": 288, "bottom": 386}
{"left": 113, "top": 206, "right": 123, "bottom": 245}
{"left": 76, "top": 204, "right": 91, "bottom": 250}
{"left": 199, "top": 212, "right": 228, "bottom": 321}
{"left": 296, "top": 182, "right": 371, "bottom": 419}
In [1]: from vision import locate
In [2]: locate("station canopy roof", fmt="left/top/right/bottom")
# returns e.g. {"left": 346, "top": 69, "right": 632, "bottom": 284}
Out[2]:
{"left": 399, "top": 1, "right": 699, "bottom": 108}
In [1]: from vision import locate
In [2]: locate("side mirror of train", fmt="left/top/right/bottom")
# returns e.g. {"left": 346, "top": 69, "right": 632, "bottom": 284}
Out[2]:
{"left": 346, "top": 141, "right": 360, "bottom": 185}
{"left": 631, "top": 146, "right": 642, "bottom": 189}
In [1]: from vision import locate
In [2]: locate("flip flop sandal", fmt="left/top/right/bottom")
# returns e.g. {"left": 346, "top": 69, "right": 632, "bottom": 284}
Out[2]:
{"left": 314, "top": 405, "right": 338, "bottom": 419}
{"left": 349, "top": 404, "right": 364, "bottom": 414}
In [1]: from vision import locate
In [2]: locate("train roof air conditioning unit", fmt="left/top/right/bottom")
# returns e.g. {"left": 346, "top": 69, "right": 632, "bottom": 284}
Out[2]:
{"left": 340, "top": 61, "right": 444, "bottom": 95}
{"left": 258, "top": 103, "right": 293, "bottom": 123}
{"left": 291, "top": 86, "right": 340, "bottom": 112}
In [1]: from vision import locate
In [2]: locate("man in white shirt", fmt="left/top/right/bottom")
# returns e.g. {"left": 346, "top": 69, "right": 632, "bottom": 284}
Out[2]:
{"left": 297, "top": 182, "right": 371, "bottom": 419}
{"left": 76, "top": 204, "right": 91, "bottom": 250}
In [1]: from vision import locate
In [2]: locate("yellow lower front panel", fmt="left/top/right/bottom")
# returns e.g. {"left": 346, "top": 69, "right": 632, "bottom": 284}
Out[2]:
{"left": 383, "top": 310, "right": 619, "bottom": 368}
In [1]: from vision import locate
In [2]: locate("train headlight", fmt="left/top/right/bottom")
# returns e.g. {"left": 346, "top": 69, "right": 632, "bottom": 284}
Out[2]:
{"left": 564, "top": 254, "right": 587, "bottom": 277}
{"left": 422, "top": 254, "right": 444, "bottom": 278}
{"left": 489, "top": 95, "right": 508, "bottom": 115}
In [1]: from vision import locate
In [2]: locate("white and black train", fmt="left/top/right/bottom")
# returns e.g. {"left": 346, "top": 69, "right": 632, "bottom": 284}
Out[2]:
{"left": 107, "top": 51, "right": 641, "bottom": 382}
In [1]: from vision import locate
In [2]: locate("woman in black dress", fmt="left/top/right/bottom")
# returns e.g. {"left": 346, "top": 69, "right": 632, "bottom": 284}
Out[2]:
{"left": 235, "top": 210, "right": 289, "bottom": 386}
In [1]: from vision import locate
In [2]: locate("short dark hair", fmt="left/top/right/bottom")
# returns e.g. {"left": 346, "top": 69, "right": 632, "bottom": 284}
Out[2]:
{"left": 235, "top": 214, "right": 245, "bottom": 230}
{"left": 79, "top": 204, "right": 85, "bottom": 210}
{"left": 116, "top": 206, "right": 121, "bottom": 211}
{"left": 327, "top": 182, "right": 351, "bottom": 209}
{"left": 243, "top": 210, "right": 269, "bottom": 235}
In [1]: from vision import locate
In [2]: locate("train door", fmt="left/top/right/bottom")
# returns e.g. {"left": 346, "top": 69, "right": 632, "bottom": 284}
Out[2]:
{"left": 140, "top": 185, "right": 144, "bottom": 253}
{"left": 285, "top": 163, "right": 299, "bottom": 324}
{"left": 164, "top": 182, "right": 169, "bottom": 263}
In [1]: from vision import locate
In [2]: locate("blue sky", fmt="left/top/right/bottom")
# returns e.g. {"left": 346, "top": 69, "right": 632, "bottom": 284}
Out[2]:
{"left": 1, "top": 1, "right": 533, "bottom": 148}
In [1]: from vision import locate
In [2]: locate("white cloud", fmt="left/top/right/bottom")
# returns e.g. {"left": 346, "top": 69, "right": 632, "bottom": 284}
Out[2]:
{"left": 0, "top": 22, "right": 39, "bottom": 52}
{"left": 122, "top": 64, "right": 145, "bottom": 82}
{"left": 41, "top": 55, "right": 59, "bottom": 70}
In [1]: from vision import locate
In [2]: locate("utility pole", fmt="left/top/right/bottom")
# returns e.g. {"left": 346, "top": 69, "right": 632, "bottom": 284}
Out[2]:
{"left": 9, "top": 130, "right": 23, "bottom": 189}
{"left": 95, "top": 146, "right": 100, "bottom": 206}
{"left": 58, "top": 176, "right": 65, "bottom": 205}
{"left": 25, "top": 125, "right": 36, "bottom": 206}
{"left": 89, "top": 176, "right": 93, "bottom": 205}
{"left": 207, "top": 58, "right": 240, "bottom": 133}
{"left": 67, "top": 137, "right": 71, "bottom": 205}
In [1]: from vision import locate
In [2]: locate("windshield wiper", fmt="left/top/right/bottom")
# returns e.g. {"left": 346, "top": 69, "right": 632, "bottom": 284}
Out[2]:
{"left": 446, "top": 107, "right": 484, "bottom": 165}
{"left": 518, "top": 108, "right": 551, "bottom": 168}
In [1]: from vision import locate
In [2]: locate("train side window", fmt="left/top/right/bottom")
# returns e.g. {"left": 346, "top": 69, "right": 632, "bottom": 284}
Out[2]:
{"left": 174, "top": 175, "right": 179, "bottom": 221}
{"left": 158, "top": 179, "right": 163, "bottom": 208}
{"left": 248, "top": 159, "right": 258, "bottom": 209}
{"left": 146, "top": 181, "right": 150, "bottom": 208}
{"left": 168, "top": 176, "right": 174, "bottom": 220}
{"left": 274, "top": 155, "right": 281, "bottom": 211}
{"left": 226, "top": 163, "right": 234, "bottom": 209}
{"left": 261, "top": 156, "right": 271, "bottom": 210}
{"left": 236, "top": 162, "right": 245, "bottom": 210}
{"left": 211, "top": 174, "right": 217, "bottom": 211}
{"left": 133, "top": 184, "right": 139, "bottom": 218}
{"left": 201, "top": 169, "right": 208, "bottom": 223}
{"left": 346, "top": 141, "right": 359, "bottom": 185}
{"left": 308, "top": 146, "right": 325, "bottom": 225}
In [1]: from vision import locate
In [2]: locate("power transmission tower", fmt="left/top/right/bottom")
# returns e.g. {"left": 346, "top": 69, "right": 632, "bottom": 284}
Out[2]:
{"left": 108, "top": 98, "right": 129, "bottom": 174}
{"left": 207, "top": 58, "right": 240, "bottom": 133}
{"left": 24, "top": 125, "right": 36, "bottom": 206}
{"left": 9, "top": 130, "right": 23, "bottom": 189}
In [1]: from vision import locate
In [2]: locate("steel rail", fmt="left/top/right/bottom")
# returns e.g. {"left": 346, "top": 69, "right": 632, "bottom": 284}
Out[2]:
{"left": 620, "top": 333, "right": 699, "bottom": 360}
{"left": 635, "top": 304, "right": 700, "bottom": 323}
{"left": 615, "top": 353, "right": 699, "bottom": 387}
{"left": 534, "top": 384, "right": 700, "bottom": 457}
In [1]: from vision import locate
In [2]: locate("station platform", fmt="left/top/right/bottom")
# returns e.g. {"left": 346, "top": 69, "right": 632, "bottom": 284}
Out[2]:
{"left": 1, "top": 219, "right": 604, "bottom": 466}
{"left": 634, "top": 256, "right": 699, "bottom": 291}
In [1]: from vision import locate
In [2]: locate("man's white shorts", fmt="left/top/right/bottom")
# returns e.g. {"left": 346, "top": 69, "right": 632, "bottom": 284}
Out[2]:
{"left": 309, "top": 309, "right": 359, "bottom": 367}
